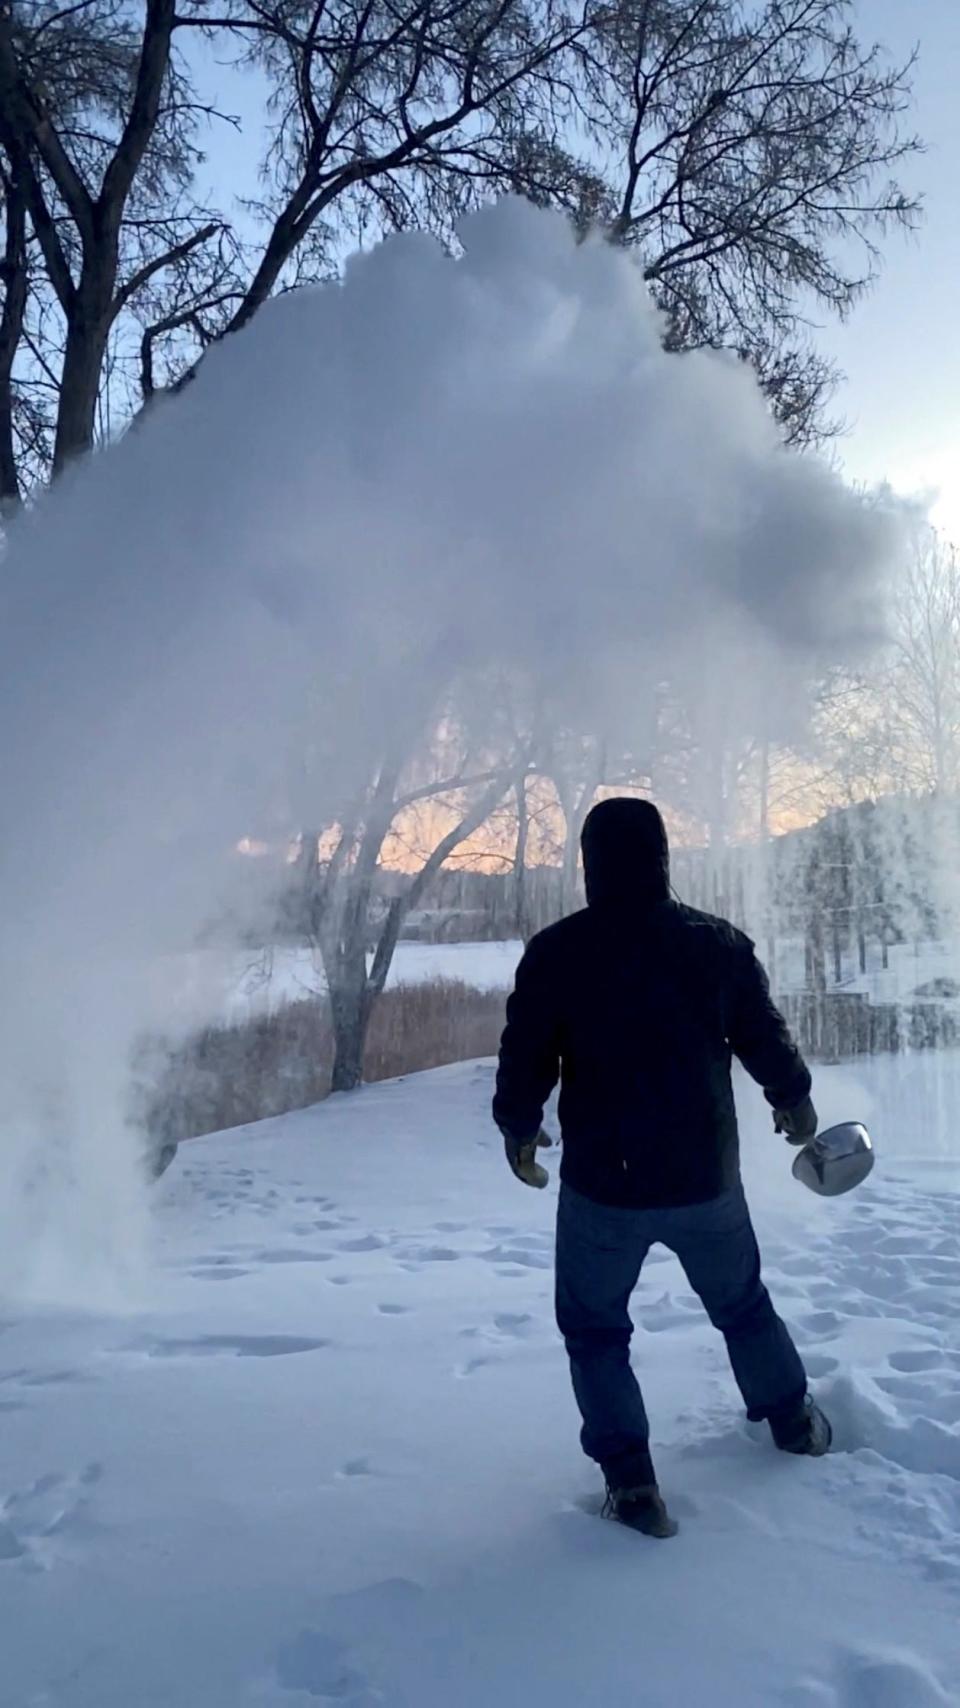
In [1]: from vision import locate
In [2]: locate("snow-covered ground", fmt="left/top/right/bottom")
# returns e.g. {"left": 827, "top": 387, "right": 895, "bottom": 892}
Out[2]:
{"left": 2, "top": 1056, "right": 959, "bottom": 1706}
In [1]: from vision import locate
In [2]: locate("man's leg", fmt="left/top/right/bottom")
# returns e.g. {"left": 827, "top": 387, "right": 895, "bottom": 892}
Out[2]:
{"left": 661, "top": 1183, "right": 806, "bottom": 1423}
{"left": 555, "top": 1183, "right": 654, "bottom": 1487}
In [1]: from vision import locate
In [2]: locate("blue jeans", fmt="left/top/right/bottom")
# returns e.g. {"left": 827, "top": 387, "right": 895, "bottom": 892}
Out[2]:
{"left": 555, "top": 1181, "right": 806, "bottom": 1487}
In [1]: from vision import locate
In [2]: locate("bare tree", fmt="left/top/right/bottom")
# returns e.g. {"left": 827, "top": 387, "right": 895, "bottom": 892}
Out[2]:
{"left": 886, "top": 531, "right": 960, "bottom": 795}
{"left": 294, "top": 682, "right": 526, "bottom": 1090}
{"left": 599, "top": 0, "right": 920, "bottom": 445}
{"left": 809, "top": 531, "right": 960, "bottom": 807}
{"left": 0, "top": 0, "right": 236, "bottom": 488}
{"left": 807, "top": 667, "right": 893, "bottom": 808}
{"left": 0, "top": 0, "right": 920, "bottom": 498}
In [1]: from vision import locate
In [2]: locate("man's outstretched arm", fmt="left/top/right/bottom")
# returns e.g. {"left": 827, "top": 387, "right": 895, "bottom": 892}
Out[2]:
{"left": 493, "top": 937, "right": 561, "bottom": 1175}
{"left": 727, "top": 940, "right": 816, "bottom": 1136}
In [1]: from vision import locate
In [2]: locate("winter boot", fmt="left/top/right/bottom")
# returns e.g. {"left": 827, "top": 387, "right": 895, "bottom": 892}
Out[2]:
{"left": 602, "top": 1484, "right": 679, "bottom": 1539}
{"left": 770, "top": 1394, "right": 832, "bottom": 1457}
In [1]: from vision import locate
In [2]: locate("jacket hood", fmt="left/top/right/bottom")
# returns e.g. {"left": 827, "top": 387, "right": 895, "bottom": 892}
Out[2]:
{"left": 581, "top": 798, "right": 670, "bottom": 911}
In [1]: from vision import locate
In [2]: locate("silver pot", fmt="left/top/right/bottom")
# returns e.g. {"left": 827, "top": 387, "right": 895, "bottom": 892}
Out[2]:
{"left": 792, "top": 1121, "right": 875, "bottom": 1197}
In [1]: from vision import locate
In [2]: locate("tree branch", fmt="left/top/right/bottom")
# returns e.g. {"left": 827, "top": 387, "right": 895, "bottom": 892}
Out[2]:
{"left": 0, "top": 3, "right": 95, "bottom": 240}
{"left": 99, "top": 0, "right": 177, "bottom": 221}
{"left": 367, "top": 771, "right": 511, "bottom": 995}
{"left": 114, "top": 218, "right": 220, "bottom": 312}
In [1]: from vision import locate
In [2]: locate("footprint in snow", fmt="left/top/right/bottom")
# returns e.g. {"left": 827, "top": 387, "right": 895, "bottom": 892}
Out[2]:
{"left": 887, "top": 1348, "right": 957, "bottom": 1375}
{"left": 393, "top": 1244, "right": 461, "bottom": 1269}
{"left": 337, "top": 1235, "right": 388, "bottom": 1254}
{"left": 275, "top": 1629, "right": 375, "bottom": 1702}
{"left": 189, "top": 1266, "right": 250, "bottom": 1281}
{"left": 493, "top": 1311, "right": 534, "bottom": 1336}
{"left": 254, "top": 1249, "right": 334, "bottom": 1265}
{"left": 377, "top": 1304, "right": 411, "bottom": 1316}
{"left": 479, "top": 1244, "right": 551, "bottom": 1271}
{"left": 871, "top": 1368, "right": 960, "bottom": 1428}
{"left": 638, "top": 1293, "right": 703, "bottom": 1333}
{"left": 825, "top": 1295, "right": 886, "bottom": 1322}
{"left": 804, "top": 1353, "right": 841, "bottom": 1379}
{"left": 458, "top": 1312, "right": 536, "bottom": 1347}
{"left": 777, "top": 1256, "right": 818, "bottom": 1278}
{"left": 875, "top": 1371, "right": 960, "bottom": 1402}
{"left": 134, "top": 1334, "right": 330, "bottom": 1360}
{"left": 455, "top": 1354, "right": 500, "bottom": 1378}
{"left": 836, "top": 1648, "right": 955, "bottom": 1707}
{"left": 0, "top": 1366, "right": 88, "bottom": 1389}
{"left": 0, "top": 1463, "right": 105, "bottom": 1566}
{"left": 798, "top": 1310, "right": 844, "bottom": 1340}
{"left": 823, "top": 1375, "right": 960, "bottom": 1483}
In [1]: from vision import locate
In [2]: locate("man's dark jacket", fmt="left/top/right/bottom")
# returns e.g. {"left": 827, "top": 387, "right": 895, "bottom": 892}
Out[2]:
{"left": 493, "top": 799, "right": 810, "bottom": 1210}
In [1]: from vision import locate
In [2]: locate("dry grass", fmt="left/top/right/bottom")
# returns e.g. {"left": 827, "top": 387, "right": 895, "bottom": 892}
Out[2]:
{"left": 135, "top": 977, "right": 507, "bottom": 1145}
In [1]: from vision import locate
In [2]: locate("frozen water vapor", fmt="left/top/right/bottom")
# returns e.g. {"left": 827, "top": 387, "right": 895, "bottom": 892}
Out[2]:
{"left": 0, "top": 199, "right": 900, "bottom": 1300}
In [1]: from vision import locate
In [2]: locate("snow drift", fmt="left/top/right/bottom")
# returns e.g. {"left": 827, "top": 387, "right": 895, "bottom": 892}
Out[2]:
{"left": 0, "top": 198, "right": 902, "bottom": 1300}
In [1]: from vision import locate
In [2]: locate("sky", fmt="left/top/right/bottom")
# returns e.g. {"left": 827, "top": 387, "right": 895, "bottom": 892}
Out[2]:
{"left": 816, "top": 0, "right": 960, "bottom": 543}
{"left": 191, "top": 1, "right": 958, "bottom": 544}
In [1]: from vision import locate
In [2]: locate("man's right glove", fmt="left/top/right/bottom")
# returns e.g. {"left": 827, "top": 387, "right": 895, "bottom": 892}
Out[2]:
{"left": 774, "top": 1095, "right": 818, "bottom": 1144}
{"left": 503, "top": 1128, "right": 553, "bottom": 1189}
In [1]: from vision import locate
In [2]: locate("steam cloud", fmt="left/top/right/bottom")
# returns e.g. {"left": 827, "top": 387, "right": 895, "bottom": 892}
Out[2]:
{"left": 0, "top": 199, "right": 901, "bottom": 1301}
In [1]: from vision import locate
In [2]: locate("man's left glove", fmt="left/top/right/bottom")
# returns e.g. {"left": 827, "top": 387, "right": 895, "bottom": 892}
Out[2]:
{"left": 503, "top": 1128, "right": 553, "bottom": 1189}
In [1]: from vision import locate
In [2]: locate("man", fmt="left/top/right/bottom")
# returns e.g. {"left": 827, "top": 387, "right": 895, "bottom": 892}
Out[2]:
{"left": 493, "top": 797, "right": 831, "bottom": 1539}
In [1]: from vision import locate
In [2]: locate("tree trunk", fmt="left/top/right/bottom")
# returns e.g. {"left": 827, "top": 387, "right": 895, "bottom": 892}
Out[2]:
{"left": 322, "top": 770, "right": 511, "bottom": 1092}
{"left": 512, "top": 773, "right": 530, "bottom": 941}
{"left": 53, "top": 281, "right": 113, "bottom": 473}
{"left": 0, "top": 379, "right": 18, "bottom": 510}
{"left": 0, "top": 348, "right": 20, "bottom": 512}
{"left": 0, "top": 167, "right": 26, "bottom": 510}
{"left": 758, "top": 740, "right": 770, "bottom": 840}
{"left": 805, "top": 915, "right": 827, "bottom": 994}
{"left": 557, "top": 771, "right": 598, "bottom": 918}
{"left": 329, "top": 974, "right": 371, "bottom": 1094}
{"left": 707, "top": 749, "right": 728, "bottom": 851}
{"left": 560, "top": 805, "right": 578, "bottom": 916}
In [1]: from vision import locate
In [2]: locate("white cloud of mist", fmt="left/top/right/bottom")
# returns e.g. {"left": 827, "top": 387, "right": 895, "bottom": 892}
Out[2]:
{"left": 0, "top": 199, "right": 903, "bottom": 1303}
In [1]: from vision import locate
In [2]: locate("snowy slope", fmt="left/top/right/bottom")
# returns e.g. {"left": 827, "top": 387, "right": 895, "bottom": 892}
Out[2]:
{"left": 1, "top": 1060, "right": 959, "bottom": 1707}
